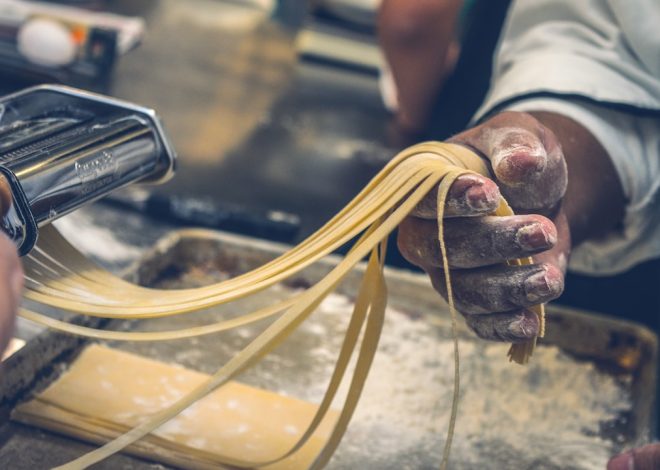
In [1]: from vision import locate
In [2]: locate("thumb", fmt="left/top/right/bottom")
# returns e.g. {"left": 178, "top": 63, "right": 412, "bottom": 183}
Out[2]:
{"left": 449, "top": 112, "right": 567, "bottom": 213}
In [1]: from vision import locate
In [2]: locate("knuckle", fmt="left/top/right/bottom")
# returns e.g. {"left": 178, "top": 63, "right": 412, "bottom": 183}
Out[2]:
{"left": 396, "top": 219, "right": 425, "bottom": 266}
{"left": 396, "top": 229, "right": 414, "bottom": 262}
{"left": 397, "top": 218, "right": 439, "bottom": 267}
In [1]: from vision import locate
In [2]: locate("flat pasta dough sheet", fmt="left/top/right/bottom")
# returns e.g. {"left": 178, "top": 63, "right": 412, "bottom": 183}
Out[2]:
{"left": 12, "top": 344, "right": 339, "bottom": 469}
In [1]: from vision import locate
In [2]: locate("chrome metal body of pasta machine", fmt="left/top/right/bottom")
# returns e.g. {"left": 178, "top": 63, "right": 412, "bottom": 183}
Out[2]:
{"left": 0, "top": 84, "right": 177, "bottom": 255}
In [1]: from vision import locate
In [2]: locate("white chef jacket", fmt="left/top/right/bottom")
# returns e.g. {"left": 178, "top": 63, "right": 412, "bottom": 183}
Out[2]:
{"left": 473, "top": 0, "right": 660, "bottom": 275}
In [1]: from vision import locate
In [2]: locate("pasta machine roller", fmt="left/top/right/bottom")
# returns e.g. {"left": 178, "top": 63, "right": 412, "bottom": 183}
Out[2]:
{"left": 0, "top": 84, "right": 176, "bottom": 255}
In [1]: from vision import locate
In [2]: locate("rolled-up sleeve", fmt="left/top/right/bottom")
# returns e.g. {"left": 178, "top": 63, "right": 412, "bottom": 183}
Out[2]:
{"left": 503, "top": 98, "right": 660, "bottom": 275}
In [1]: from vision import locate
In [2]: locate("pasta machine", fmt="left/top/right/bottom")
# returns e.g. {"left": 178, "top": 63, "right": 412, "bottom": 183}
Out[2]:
{"left": 0, "top": 84, "right": 176, "bottom": 255}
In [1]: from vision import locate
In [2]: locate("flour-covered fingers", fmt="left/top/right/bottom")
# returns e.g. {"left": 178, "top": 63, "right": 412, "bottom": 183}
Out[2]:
{"left": 464, "top": 309, "right": 540, "bottom": 342}
{"left": 398, "top": 214, "right": 557, "bottom": 269}
{"left": 411, "top": 173, "right": 500, "bottom": 219}
{"left": 426, "top": 262, "right": 563, "bottom": 315}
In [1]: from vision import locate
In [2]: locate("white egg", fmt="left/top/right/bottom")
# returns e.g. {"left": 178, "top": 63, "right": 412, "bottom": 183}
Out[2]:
{"left": 17, "top": 18, "right": 77, "bottom": 67}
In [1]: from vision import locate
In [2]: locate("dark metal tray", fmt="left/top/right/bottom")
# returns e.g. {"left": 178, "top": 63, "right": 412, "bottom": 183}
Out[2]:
{"left": 1, "top": 228, "right": 657, "bottom": 470}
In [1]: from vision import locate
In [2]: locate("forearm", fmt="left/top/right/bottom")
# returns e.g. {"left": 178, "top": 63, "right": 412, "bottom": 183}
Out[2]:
{"left": 378, "top": 0, "right": 462, "bottom": 132}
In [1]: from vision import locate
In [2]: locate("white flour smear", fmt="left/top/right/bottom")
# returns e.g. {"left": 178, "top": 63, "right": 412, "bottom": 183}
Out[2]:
{"left": 123, "top": 278, "right": 633, "bottom": 470}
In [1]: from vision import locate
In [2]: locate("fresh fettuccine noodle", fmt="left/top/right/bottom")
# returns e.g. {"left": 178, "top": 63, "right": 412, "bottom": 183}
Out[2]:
{"left": 18, "top": 142, "right": 544, "bottom": 469}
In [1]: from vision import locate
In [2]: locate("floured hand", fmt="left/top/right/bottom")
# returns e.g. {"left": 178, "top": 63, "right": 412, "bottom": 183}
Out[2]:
{"left": 398, "top": 112, "right": 569, "bottom": 342}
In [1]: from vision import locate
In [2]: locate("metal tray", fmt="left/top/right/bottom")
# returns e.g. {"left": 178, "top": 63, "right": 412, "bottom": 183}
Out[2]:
{"left": 2, "top": 228, "right": 657, "bottom": 470}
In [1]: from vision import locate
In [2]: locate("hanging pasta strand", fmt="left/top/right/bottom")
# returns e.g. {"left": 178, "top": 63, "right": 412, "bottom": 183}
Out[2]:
{"left": 19, "top": 142, "right": 545, "bottom": 469}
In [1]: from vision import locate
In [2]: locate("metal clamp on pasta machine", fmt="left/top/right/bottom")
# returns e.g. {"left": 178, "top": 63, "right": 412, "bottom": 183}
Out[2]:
{"left": 0, "top": 85, "right": 177, "bottom": 255}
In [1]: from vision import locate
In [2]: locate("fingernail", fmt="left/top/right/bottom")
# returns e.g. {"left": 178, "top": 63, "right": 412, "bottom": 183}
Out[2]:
{"left": 607, "top": 452, "right": 633, "bottom": 470}
{"left": 507, "top": 313, "right": 539, "bottom": 339}
{"left": 516, "top": 223, "right": 555, "bottom": 251}
{"left": 465, "top": 181, "right": 498, "bottom": 212}
{"left": 524, "top": 270, "right": 552, "bottom": 303}
{"left": 494, "top": 146, "right": 547, "bottom": 184}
